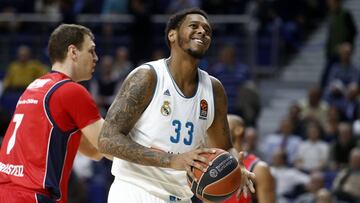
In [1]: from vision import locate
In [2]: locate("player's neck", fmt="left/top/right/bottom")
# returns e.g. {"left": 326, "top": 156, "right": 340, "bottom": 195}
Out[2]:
{"left": 52, "top": 61, "right": 74, "bottom": 81}
{"left": 166, "top": 56, "right": 198, "bottom": 81}
{"left": 166, "top": 56, "right": 199, "bottom": 97}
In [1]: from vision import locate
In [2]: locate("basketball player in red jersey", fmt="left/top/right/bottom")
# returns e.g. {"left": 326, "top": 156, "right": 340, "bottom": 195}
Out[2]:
{"left": 223, "top": 114, "right": 275, "bottom": 203}
{"left": 0, "top": 24, "right": 105, "bottom": 203}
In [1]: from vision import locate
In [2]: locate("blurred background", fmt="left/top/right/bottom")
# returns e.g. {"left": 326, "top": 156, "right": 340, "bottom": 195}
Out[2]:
{"left": 0, "top": 0, "right": 359, "bottom": 202}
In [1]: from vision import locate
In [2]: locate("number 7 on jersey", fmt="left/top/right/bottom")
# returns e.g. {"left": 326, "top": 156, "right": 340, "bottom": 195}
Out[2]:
{"left": 6, "top": 114, "right": 24, "bottom": 154}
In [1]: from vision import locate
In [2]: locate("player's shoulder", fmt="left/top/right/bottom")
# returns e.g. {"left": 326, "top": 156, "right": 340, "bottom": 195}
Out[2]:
{"left": 60, "top": 81, "right": 87, "bottom": 91}
{"left": 126, "top": 60, "right": 159, "bottom": 83}
{"left": 209, "top": 75, "right": 221, "bottom": 84}
{"left": 209, "top": 75, "right": 226, "bottom": 98}
{"left": 143, "top": 58, "right": 164, "bottom": 68}
{"left": 55, "top": 81, "right": 90, "bottom": 98}
{"left": 253, "top": 160, "right": 271, "bottom": 175}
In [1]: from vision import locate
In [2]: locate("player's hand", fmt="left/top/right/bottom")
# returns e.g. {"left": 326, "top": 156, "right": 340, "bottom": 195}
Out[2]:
{"left": 237, "top": 151, "right": 256, "bottom": 199}
{"left": 170, "top": 148, "right": 216, "bottom": 181}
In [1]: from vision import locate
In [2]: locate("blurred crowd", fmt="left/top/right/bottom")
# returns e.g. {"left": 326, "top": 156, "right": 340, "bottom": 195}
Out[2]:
{"left": 0, "top": 0, "right": 360, "bottom": 203}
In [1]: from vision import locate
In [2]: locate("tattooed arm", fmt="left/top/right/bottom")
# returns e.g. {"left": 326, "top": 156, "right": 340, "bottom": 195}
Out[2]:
{"left": 98, "top": 66, "right": 212, "bottom": 173}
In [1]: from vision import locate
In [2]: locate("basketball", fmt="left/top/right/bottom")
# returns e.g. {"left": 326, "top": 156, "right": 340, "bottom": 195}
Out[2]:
{"left": 187, "top": 148, "right": 242, "bottom": 202}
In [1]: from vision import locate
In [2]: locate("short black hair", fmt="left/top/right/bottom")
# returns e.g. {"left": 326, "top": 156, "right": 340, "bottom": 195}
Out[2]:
{"left": 164, "top": 8, "right": 209, "bottom": 48}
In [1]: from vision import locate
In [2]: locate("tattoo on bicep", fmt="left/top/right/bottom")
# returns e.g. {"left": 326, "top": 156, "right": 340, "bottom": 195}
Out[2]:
{"left": 110, "top": 72, "right": 148, "bottom": 131}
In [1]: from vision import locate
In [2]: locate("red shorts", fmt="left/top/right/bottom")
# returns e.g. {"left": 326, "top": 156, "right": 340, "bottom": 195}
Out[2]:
{"left": 0, "top": 187, "right": 55, "bottom": 203}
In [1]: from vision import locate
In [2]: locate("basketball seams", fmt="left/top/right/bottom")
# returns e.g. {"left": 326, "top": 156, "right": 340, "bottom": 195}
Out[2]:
{"left": 187, "top": 148, "right": 242, "bottom": 202}
{"left": 196, "top": 151, "right": 228, "bottom": 197}
{"left": 203, "top": 164, "right": 241, "bottom": 197}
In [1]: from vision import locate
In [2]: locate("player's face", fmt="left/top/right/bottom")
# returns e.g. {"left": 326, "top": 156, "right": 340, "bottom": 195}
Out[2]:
{"left": 77, "top": 35, "right": 98, "bottom": 81}
{"left": 177, "top": 14, "right": 212, "bottom": 59}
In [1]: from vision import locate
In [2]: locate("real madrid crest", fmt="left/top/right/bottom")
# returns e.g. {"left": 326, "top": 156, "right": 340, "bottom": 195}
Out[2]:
{"left": 161, "top": 100, "right": 171, "bottom": 116}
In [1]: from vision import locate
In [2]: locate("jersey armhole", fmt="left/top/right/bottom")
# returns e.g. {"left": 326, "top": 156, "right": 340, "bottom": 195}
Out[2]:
{"left": 250, "top": 160, "right": 260, "bottom": 172}
{"left": 207, "top": 76, "right": 215, "bottom": 129}
{"left": 44, "top": 79, "right": 77, "bottom": 133}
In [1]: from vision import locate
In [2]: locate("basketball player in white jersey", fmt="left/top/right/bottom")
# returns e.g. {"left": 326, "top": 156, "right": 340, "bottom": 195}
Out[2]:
{"left": 98, "top": 8, "right": 255, "bottom": 203}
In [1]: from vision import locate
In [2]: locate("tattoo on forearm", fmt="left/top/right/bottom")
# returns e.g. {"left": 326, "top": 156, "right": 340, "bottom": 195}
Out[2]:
{"left": 99, "top": 68, "right": 172, "bottom": 167}
{"left": 99, "top": 135, "right": 172, "bottom": 167}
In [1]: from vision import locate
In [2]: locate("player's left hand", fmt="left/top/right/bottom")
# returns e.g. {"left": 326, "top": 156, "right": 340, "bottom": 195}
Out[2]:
{"left": 237, "top": 151, "right": 256, "bottom": 199}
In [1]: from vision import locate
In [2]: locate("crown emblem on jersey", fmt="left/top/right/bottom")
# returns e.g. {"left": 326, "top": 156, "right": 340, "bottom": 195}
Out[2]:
{"left": 163, "top": 89, "right": 171, "bottom": 96}
{"left": 199, "top": 99, "right": 208, "bottom": 120}
{"left": 161, "top": 100, "right": 171, "bottom": 116}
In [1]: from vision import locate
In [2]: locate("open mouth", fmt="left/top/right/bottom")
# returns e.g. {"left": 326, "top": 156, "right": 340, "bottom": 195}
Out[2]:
{"left": 192, "top": 38, "right": 204, "bottom": 45}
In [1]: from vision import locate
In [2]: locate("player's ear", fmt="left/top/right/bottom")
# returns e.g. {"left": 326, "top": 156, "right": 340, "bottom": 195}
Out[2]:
{"left": 68, "top": 44, "right": 77, "bottom": 61}
{"left": 168, "top": 30, "right": 176, "bottom": 44}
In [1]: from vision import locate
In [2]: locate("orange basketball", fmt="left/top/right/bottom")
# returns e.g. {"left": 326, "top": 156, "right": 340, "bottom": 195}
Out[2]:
{"left": 187, "top": 148, "right": 242, "bottom": 202}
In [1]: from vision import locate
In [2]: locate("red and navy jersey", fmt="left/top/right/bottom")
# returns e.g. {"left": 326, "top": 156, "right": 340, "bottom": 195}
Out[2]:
{"left": 0, "top": 72, "right": 101, "bottom": 202}
{"left": 223, "top": 153, "right": 260, "bottom": 203}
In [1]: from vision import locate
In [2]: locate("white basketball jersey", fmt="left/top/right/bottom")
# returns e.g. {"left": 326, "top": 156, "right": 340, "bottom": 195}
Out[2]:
{"left": 111, "top": 59, "right": 215, "bottom": 201}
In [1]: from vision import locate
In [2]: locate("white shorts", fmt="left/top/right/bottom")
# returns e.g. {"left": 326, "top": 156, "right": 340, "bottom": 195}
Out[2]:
{"left": 108, "top": 178, "right": 192, "bottom": 203}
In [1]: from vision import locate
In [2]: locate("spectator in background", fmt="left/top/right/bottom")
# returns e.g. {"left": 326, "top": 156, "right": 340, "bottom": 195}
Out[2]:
{"left": 3, "top": 45, "right": 47, "bottom": 91}
{"left": 212, "top": 44, "right": 260, "bottom": 125}
{"left": 294, "top": 171, "right": 326, "bottom": 203}
{"left": 261, "top": 117, "right": 302, "bottom": 164}
{"left": 270, "top": 148, "right": 310, "bottom": 203}
{"left": 100, "top": 24, "right": 118, "bottom": 55}
{"left": 294, "top": 121, "right": 329, "bottom": 173}
{"left": 112, "top": 46, "right": 132, "bottom": 82}
{"left": 337, "top": 83, "right": 360, "bottom": 122}
{"left": 324, "top": 105, "right": 340, "bottom": 142}
{"left": 91, "top": 55, "right": 121, "bottom": 117}
{"left": 315, "top": 188, "right": 335, "bottom": 203}
{"left": 326, "top": 43, "right": 359, "bottom": 88}
{"left": 2, "top": 45, "right": 48, "bottom": 115}
{"left": 34, "top": 0, "right": 60, "bottom": 16}
{"left": 321, "top": 0, "right": 357, "bottom": 89}
{"left": 274, "top": 0, "right": 306, "bottom": 53}
{"left": 332, "top": 147, "right": 360, "bottom": 202}
{"left": 288, "top": 102, "right": 306, "bottom": 138}
{"left": 324, "top": 44, "right": 360, "bottom": 117}
{"left": 235, "top": 82, "right": 261, "bottom": 126}
{"left": 329, "top": 122, "right": 358, "bottom": 170}
{"left": 298, "top": 86, "right": 329, "bottom": 129}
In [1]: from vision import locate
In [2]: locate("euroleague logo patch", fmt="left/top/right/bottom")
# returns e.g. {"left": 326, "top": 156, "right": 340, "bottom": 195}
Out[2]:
{"left": 161, "top": 100, "right": 171, "bottom": 116}
{"left": 199, "top": 99, "right": 208, "bottom": 120}
{"left": 209, "top": 169, "right": 218, "bottom": 178}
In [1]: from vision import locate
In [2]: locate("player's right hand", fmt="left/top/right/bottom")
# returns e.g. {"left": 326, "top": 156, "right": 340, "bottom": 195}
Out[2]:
{"left": 237, "top": 151, "right": 256, "bottom": 199}
{"left": 170, "top": 148, "right": 216, "bottom": 181}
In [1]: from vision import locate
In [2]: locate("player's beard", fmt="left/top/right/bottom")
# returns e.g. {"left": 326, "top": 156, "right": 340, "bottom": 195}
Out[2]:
{"left": 178, "top": 35, "right": 206, "bottom": 59}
